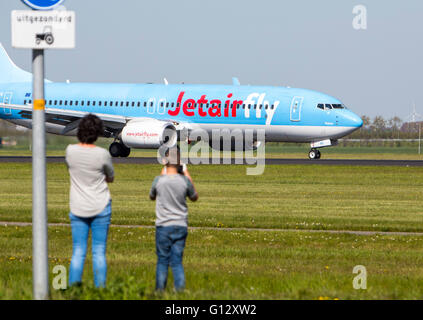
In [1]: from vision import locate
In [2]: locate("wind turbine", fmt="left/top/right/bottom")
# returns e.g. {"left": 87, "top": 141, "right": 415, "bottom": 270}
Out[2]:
{"left": 405, "top": 101, "right": 423, "bottom": 154}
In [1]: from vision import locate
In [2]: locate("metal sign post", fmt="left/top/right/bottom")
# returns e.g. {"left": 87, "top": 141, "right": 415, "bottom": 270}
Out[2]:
{"left": 12, "top": 0, "right": 75, "bottom": 300}
{"left": 32, "top": 48, "right": 48, "bottom": 300}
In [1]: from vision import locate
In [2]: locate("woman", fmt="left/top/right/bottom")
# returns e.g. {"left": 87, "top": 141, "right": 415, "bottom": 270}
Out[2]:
{"left": 65, "top": 114, "right": 115, "bottom": 288}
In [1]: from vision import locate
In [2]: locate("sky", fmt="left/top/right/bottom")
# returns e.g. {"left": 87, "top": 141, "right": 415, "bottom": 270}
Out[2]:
{"left": 1, "top": 0, "right": 422, "bottom": 120}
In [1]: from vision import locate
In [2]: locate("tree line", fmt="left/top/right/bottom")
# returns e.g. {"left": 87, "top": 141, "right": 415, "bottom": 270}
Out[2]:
{"left": 350, "top": 115, "right": 423, "bottom": 139}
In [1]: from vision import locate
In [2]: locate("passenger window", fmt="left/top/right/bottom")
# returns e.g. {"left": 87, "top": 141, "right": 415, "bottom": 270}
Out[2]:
{"left": 81, "top": 101, "right": 84, "bottom": 106}
{"left": 87, "top": 101, "right": 90, "bottom": 106}
{"left": 132, "top": 102, "right": 135, "bottom": 107}
{"left": 64, "top": 101, "right": 68, "bottom": 106}
{"left": 54, "top": 100, "right": 57, "bottom": 105}
{"left": 126, "top": 102, "right": 129, "bottom": 107}
{"left": 93, "top": 101, "right": 96, "bottom": 106}
{"left": 24, "top": 100, "right": 27, "bottom": 104}
{"left": 75, "top": 101, "right": 78, "bottom": 106}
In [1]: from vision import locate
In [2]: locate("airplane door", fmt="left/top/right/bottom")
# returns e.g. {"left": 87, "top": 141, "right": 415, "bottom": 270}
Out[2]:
{"left": 290, "top": 96, "right": 303, "bottom": 122}
{"left": 2, "top": 92, "right": 12, "bottom": 115}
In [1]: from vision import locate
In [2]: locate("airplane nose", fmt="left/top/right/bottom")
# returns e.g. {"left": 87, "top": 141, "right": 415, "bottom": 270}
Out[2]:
{"left": 354, "top": 114, "right": 363, "bottom": 128}
{"left": 343, "top": 111, "right": 363, "bottom": 128}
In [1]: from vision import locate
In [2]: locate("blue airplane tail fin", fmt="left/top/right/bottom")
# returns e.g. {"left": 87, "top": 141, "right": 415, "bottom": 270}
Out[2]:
{"left": 0, "top": 43, "right": 32, "bottom": 83}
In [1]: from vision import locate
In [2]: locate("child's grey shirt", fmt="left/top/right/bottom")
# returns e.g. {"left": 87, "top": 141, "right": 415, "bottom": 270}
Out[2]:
{"left": 150, "top": 174, "right": 197, "bottom": 227}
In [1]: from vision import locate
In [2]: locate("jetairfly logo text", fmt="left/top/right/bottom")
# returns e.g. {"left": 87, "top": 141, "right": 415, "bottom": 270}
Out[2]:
{"left": 167, "top": 92, "right": 280, "bottom": 125}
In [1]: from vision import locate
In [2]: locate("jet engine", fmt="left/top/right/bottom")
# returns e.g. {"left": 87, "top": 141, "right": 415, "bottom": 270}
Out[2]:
{"left": 121, "top": 119, "right": 177, "bottom": 149}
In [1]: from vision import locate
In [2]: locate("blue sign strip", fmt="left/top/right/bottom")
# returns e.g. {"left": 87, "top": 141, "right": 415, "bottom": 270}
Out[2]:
{"left": 21, "top": 0, "right": 66, "bottom": 10}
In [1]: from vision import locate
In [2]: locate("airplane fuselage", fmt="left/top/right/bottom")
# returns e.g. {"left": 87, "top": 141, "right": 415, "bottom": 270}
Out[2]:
{"left": 0, "top": 82, "right": 363, "bottom": 143}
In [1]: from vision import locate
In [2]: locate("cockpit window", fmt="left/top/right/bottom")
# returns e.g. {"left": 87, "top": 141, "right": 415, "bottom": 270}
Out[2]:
{"left": 332, "top": 104, "right": 344, "bottom": 109}
{"left": 317, "top": 103, "right": 346, "bottom": 110}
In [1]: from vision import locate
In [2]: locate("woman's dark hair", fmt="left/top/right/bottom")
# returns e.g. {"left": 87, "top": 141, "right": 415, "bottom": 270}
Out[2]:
{"left": 77, "top": 114, "right": 104, "bottom": 144}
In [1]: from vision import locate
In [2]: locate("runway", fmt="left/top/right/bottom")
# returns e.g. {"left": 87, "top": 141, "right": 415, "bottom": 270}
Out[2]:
{"left": 0, "top": 156, "right": 422, "bottom": 166}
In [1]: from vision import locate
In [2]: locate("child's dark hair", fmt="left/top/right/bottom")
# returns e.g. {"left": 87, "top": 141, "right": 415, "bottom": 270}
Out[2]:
{"left": 77, "top": 114, "right": 104, "bottom": 144}
{"left": 165, "top": 146, "right": 181, "bottom": 167}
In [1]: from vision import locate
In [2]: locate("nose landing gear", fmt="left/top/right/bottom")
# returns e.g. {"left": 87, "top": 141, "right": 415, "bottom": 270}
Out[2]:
{"left": 308, "top": 148, "right": 321, "bottom": 160}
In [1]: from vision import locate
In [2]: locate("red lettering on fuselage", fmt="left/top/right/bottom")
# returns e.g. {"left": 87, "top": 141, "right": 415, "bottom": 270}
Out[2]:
{"left": 183, "top": 99, "right": 196, "bottom": 116}
{"left": 232, "top": 100, "right": 242, "bottom": 117}
{"left": 168, "top": 91, "right": 185, "bottom": 116}
{"left": 167, "top": 92, "right": 243, "bottom": 118}
{"left": 209, "top": 99, "right": 221, "bottom": 117}
{"left": 197, "top": 95, "right": 208, "bottom": 117}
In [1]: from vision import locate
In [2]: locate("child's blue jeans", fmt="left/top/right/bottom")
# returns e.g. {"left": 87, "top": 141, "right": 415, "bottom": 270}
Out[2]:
{"left": 155, "top": 225, "right": 188, "bottom": 291}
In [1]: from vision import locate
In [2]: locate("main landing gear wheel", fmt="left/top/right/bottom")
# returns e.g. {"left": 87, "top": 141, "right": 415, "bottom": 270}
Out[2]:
{"left": 109, "top": 142, "right": 131, "bottom": 158}
{"left": 308, "top": 149, "right": 321, "bottom": 160}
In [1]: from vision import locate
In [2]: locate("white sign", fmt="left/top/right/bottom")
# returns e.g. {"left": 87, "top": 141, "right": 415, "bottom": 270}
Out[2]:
{"left": 11, "top": 10, "right": 75, "bottom": 49}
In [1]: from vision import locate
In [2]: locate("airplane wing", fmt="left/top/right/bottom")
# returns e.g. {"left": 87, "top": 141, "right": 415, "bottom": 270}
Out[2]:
{"left": 0, "top": 102, "right": 185, "bottom": 135}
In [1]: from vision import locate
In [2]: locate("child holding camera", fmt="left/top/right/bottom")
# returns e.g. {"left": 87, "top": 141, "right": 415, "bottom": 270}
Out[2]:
{"left": 149, "top": 148, "right": 198, "bottom": 292}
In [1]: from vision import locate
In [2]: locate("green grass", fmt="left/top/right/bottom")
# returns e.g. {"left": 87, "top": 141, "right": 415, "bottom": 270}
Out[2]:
{"left": 2, "top": 225, "right": 423, "bottom": 300}
{"left": 1, "top": 163, "right": 423, "bottom": 232}
{"left": 1, "top": 162, "right": 423, "bottom": 299}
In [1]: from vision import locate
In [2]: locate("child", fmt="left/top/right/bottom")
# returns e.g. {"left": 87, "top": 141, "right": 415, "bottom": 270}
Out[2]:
{"left": 149, "top": 147, "right": 198, "bottom": 291}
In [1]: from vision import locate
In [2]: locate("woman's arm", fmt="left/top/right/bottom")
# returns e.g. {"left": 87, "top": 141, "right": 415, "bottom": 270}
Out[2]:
{"left": 106, "top": 176, "right": 114, "bottom": 183}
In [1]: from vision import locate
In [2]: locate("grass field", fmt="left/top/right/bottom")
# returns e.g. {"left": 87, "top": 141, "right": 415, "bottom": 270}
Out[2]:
{"left": 1, "top": 162, "right": 423, "bottom": 299}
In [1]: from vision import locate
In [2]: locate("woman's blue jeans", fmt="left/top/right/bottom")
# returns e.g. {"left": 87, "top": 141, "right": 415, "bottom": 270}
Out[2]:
{"left": 155, "top": 226, "right": 188, "bottom": 291}
{"left": 69, "top": 201, "right": 111, "bottom": 288}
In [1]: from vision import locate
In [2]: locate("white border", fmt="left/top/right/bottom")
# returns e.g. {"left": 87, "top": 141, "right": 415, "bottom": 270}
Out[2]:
{"left": 21, "top": 0, "right": 66, "bottom": 10}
